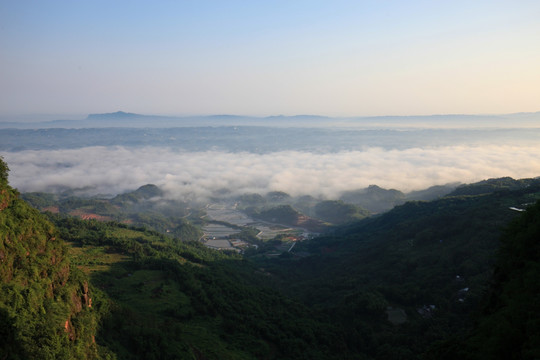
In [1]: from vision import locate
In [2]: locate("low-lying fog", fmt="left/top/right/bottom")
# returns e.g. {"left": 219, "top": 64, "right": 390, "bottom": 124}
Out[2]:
{"left": 5, "top": 143, "right": 540, "bottom": 201}
{"left": 2, "top": 119, "right": 540, "bottom": 201}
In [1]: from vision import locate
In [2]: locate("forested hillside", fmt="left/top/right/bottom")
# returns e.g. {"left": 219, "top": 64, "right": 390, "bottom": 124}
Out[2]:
{"left": 257, "top": 177, "right": 540, "bottom": 359}
{"left": 1, "top": 157, "right": 351, "bottom": 359}
{"left": 0, "top": 158, "right": 101, "bottom": 359}
{"left": 2, "top": 153, "right": 540, "bottom": 359}
{"left": 51, "top": 216, "right": 350, "bottom": 360}
{"left": 442, "top": 200, "right": 540, "bottom": 360}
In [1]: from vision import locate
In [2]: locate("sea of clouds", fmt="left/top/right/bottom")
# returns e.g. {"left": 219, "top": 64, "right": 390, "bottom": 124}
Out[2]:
{"left": 4, "top": 144, "right": 540, "bottom": 201}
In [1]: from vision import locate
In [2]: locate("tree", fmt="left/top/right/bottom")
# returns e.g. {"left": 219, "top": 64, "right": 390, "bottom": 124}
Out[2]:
{"left": 0, "top": 156, "right": 9, "bottom": 183}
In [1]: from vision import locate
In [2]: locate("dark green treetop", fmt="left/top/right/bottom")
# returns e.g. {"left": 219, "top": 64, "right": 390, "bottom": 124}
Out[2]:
{"left": 0, "top": 156, "right": 8, "bottom": 183}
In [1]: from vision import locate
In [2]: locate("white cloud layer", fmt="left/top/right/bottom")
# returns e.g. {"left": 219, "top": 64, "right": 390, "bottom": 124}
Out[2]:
{"left": 4, "top": 145, "right": 540, "bottom": 201}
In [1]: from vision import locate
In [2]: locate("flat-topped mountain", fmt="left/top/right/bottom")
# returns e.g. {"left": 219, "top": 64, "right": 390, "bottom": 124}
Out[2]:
{"left": 86, "top": 111, "right": 144, "bottom": 119}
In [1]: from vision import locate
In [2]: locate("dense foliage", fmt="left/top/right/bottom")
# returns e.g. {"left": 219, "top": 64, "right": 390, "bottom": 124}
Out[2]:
{"left": 0, "top": 155, "right": 8, "bottom": 185}
{"left": 21, "top": 186, "right": 201, "bottom": 242}
{"left": 340, "top": 185, "right": 406, "bottom": 213}
{"left": 435, "top": 200, "right": 540, "bottom": 360}
{"left": 0, "top": 158, "right": 101, "bottom": 359}
{"left": 48, "top": 216, "right": 351, "bottom": 359}
{"left": 249, "top": 205, "right": 301, "bottom": 226}
{"left": 257, "top": 178, "right": 540, "bottom": 359}
{"left": 4, "top": 149, "right": 540, "bottom": 360}
{"left": 314, "top": 200, "right": 369, "bottom": 224}
{"left": 470, "top": 200, "right": 540, "bottom": 359}
{"left": 2, "top": 157, "right": 349, "bottom": 359}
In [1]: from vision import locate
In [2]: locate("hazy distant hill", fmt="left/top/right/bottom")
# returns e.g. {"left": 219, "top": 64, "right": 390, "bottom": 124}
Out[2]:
{"left": 86, "top": 111, "right": 143, "bottom": 120}
{"left": 405, "top": 183, "right": 460, "bottom": 201}
{"left": 2, "top": 110, "right": 540, "bottom": 129}
{"left": 340, "top": 185, "right": 406, "bottom": 213}
{"left": 447, "top": 177, "right": 538, "bottom": 196}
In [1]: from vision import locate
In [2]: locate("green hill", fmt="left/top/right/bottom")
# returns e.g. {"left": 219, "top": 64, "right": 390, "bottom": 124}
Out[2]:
{"left": 340, "top": 185, "right": 406, "bottom": 213}
{"left": 1, "top": 157, "right": 351, "bottom": 359}
{"left": 258, "top": 177, "right": 540, "bottom": 359}
{"left": 447, "top": 177, "right": 537, "bottom": 196}
{"left": 21, "top": 185, "right": 199, "bottom": 242}
{"left": 48, "top": 215, "right": 351, "bottom": 359}
{"left": 110, "top": 184, "right": 163, "bottom": 204}
{"left": 434, "top": 200, "right": 540, "bottom": 360}
{"left": 250, "top": 204, "right": 301, "bottom": 226}
{"left": 4, "top": 151, "right": 540, "bottom": 359}
{"left": 314, "top": 200, "right": 369, "bottom": 225}
{"left": 0, "top": 157, "right": 101, "bottom": 359}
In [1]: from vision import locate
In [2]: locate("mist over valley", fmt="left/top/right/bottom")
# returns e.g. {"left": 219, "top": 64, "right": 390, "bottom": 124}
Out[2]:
{"left": 2, "top": 112, "right": 540, "bottom": 202}
{"left": 3, "top": 1, "right": 540, "bottom": 358}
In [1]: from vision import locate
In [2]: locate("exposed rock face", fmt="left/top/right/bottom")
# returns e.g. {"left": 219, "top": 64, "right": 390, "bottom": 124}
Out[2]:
{"left": 72, "top": 281, "right": 92, "bottom": 312}
{"left": 83, "top": 281, "right": 91, "bottom": 307}
{"left": 65, "top": 283, "right": 93, "bottom": 341}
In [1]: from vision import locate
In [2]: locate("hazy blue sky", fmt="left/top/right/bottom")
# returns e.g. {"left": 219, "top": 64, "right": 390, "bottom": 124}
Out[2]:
{"left": 1, "top": 0, "right": 539, "bottom": 117}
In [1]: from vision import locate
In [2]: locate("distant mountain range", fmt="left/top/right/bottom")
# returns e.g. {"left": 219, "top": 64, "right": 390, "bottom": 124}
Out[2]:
{"left": 1, "top": 111, "right": 539, "bottom": 129}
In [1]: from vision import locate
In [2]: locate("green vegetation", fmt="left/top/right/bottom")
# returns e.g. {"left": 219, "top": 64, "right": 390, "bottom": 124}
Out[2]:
{"left": 49, "top": 216, "right": 349, "bottom": 359}
{"left": 340, "top": 185, "right": 406, "bottom": 213}
{"left": 1, "top": 155, "right": 348, "bottom": 359}
{"left": 237, "top": 193, "right": 266, "bottom": 207}
{"left": 448, "top": 177, "right": 535, "bottom": 196}
{"left": 468, "top": 200, "right": 540, "bottom": 359}
{"left": 110, "top": 184, "right": 163, "bottom": 204}
{"left": 17, "top": 192, "right": 58, "bottom": 209}
{"left": 433, "top": 200, "right": 540, "bottom": 360}
{"left": 21, "top": 185, "right": 198, "bottom": 242}
{"left": 257, "top": 177, "right": 540, "bottom": 359}
{"left": 249, "top": 204, "right": 301, "bottom": 226}
{"left": 265, "top": 191, "right": 292, "bottom": 203}
{"left": 4, "top": 150, "right": 540, "bottom": 359}
{"left": 314, "top": 200, "right": 369, "bottom": 225}
{"left": 0, "top": 155, "right": 9, "bottom": 184}
{"left": 0, "top": 158, "right": 101, "bottom": 359}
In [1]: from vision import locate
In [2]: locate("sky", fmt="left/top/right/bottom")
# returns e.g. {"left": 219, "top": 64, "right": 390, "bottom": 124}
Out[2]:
{"left": 1, "top": 0, "right": 539, "bottom": 118}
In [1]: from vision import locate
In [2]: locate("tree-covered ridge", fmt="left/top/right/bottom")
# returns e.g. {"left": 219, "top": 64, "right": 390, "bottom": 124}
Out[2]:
{"left": 248, "top": 204, "right": 302, "bottom": 226}
{"left": 49, "top": 215, "right": 352, "bottom": 360}
{"left": 450, "top": 200, "right": 540, "bottom": 360}
{"left": 257, "top": 178, "right": 540, "bottom": 359}
{"left": 1, "top": 155, "right": 352, "bottom": 359}
{"left": 22, "top": 186, "right": 203, "bottom": 243}
{"left": 0, "top": 158, "right": 100, "bottom": 359}
{"left": 21, "top": 179, "right": 455, "bottom": 239}
{"left": 447, "top": 177, "right": 538, "bottom": 196}
{"left": 314, "top": 200, "right": 369, "bottom": 225}
{"left": 4, "top": 147, "right": 540, "bottom": 360}
{"left": 0, "top": 156, "right": 9, "bottom": 186}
